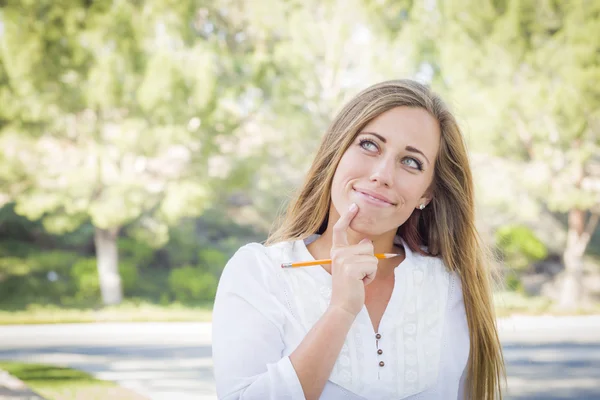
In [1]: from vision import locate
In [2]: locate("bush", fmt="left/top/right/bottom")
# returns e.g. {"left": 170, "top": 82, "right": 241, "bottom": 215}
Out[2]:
{"left": 0, "top": 251, "right": 81, "bottom": 306}
{"left": 505, "top": 272, "right": 524, "bottom": 293}
{"left": 29, "top": 251, "right": 80, "bottom": 274}
{"left": 71, "top": 258, "right": 139, "bottom": 301}
{"left": 198, "top": 248, "right": 228, "bottom": 277}
{"left": 70, "top": 258, "right": 99, "bottom": 301}
{"left": 0, "top": 240, "right": 35, "bottom": 258}
{"left": 163, "top": 222, "right": 200, "bottom": 267}
{"left": 495, "top": 224, "right": 548, "bottom": 272}
{"left": 168, "top": 266, "right": 217, "bottom": 303}
{"left": 118, "top": 238, "right": 155, "bottom": 269}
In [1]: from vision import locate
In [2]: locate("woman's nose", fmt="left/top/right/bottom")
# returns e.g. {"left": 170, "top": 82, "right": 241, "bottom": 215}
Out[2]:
{"left": 369, "top": 157, "right": 394, "bottom": 187}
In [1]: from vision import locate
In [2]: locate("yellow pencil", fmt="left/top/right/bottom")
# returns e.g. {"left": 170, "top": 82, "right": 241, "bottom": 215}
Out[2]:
{"left": 281, "top": 253, "right": 401, "bottom": 268}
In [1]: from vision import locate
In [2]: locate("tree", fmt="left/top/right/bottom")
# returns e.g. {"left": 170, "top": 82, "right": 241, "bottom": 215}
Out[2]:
{"left": 227, "top": 0, "right": 426, "bottom": 228}
{"left": 431, "top": 0, "right": 600, "bottom": 308}
{"left": 0, "top": 0, "right": 281, "bottom": 305}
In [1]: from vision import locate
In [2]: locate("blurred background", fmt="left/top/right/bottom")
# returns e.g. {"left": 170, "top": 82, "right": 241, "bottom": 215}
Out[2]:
{"left": 0, "top": 0, "right": 598, "bottom": 399}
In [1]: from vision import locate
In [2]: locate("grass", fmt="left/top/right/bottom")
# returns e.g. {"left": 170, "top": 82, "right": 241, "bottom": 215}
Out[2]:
{"left": 0, "top": 300, "right": 212, "bottom": 325}
{"left": 0, "top": 293, "right": 598, "bottom": 325}
{"left": 493, "top": 291, "right": 554, "bottom": 317}
{"left": 0, "top": 361, "right": 148, "bottom": 400}
{"left": 493, "top": 290, "right": 600, "bottom": 317}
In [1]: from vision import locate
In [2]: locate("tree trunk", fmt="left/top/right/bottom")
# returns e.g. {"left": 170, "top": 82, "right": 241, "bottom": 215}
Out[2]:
{"left": 93, "top": 226, "right": 123, "bottom": 305}
{"left": 559, "top": 209, "right": 589, "bottom": 309}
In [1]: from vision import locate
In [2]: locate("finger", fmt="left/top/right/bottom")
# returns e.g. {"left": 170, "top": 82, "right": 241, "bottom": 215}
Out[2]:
{"left": 356, "top": 238, "right": 374, "bottom": 255}
{"left": 361, "top": 265, "right": 378, "bottom": 286}
{"left": 332, "top": 203, "right": 359, "bottom": 248}
{"left": 343, "top": 254, "right": 377, "bottom": 265}
{"left": 331, "top": 241, "right": 372, "bottom": 262}
{"left": 363, "top": 271, "right": 377, "bottom": 286}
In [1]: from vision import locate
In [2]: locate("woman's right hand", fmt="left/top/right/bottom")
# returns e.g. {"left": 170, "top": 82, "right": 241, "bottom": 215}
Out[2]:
{"left": 328, "top": 203, "right": 378, "bottom": 318}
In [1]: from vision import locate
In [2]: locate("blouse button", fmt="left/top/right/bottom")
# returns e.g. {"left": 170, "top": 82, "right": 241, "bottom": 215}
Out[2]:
{"left": 375, "top": 333, "right": 381, "bottom": 339}
{"left": 377, "top": 349, "right": 383, "bottom": 355}
{"left": 379, "top": 361, "right": 385, "bottom": 367}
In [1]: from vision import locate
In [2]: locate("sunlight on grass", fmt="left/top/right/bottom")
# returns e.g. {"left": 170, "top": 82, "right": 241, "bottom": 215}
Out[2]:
{"left": 493, "top": 291, "right": 600, "bottom": 317}
{"left": 1, "top": 295, "right": 597, "bottom": 325}
{"left": 0, "top": 361, "right": 148, "bottom": 400}
{"left": 0, "top": 301, "right": 212, "bottom": 325}
{"left": 494, "top": 291, "right": 553, "bottom": 317}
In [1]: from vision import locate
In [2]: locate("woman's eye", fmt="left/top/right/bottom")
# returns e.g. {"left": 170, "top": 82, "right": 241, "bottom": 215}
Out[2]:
{"left": 402, "top": 158, "right": 423, "bottom": 170}
{"left": 359, "top": 139, "right": 378, "bottom": 152}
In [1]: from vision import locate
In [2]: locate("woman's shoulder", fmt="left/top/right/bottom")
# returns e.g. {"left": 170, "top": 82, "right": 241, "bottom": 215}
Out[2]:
{"left": 409, "top": 248, "right": 450, "bottom": 274}
{"left": 409, "top": 250, "right": 464, "bottom": 300}
{"left": 222, "top": 240, "right": 296, "bottom": 277}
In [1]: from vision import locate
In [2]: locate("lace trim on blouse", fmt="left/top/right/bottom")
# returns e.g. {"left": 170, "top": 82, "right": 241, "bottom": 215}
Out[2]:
{"left": 269, "top": 237, "right": 451, "bottom": 399}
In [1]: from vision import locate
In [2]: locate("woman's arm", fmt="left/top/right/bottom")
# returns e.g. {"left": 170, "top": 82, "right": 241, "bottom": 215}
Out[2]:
{"left": 288, "top": 305, "right": 355, "bottom": 400}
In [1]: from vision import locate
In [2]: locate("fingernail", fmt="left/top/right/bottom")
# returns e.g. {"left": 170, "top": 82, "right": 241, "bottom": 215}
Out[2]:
{"left": 349, "top": 203, "right": 357, "bottom": 212}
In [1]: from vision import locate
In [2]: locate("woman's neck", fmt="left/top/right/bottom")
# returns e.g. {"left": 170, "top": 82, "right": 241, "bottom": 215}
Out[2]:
{"left": 306, "top": 232, "right": 405, "bottom": 280}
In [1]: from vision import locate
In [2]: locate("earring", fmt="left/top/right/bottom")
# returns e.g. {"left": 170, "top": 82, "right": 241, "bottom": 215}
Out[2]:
{"left": 418, "top": 204, "right": 426, "bottom": 210}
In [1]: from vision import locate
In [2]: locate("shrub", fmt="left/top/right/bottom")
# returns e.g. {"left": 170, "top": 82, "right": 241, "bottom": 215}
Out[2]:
{"left": 504, "top": 272, "right": 524, "bottom": 293}
{"left": 168, "top": 266, "right": 217, "bottom": 303}
{"left": 118, "top": 238, "right": 155, "bottom": 269}
{"left": 70, "top": 258, "right": 99, "bottom": 301}
{"left": 495, "top": 224, "right": 548, "bottom": 272}
{"left": 0, "top": 251, "right": 80, "bottom": 305}
{"left": 163, "top": 222, "right": 199, "bottom": 267}
{"left": 198, "top": 248, "right": 227, "bottom": 277}
{"left": 71, "top": 258, "right": 139, "bottom": 301}
{"left": 29, "top": 251, "right": 80, "bottom": 274}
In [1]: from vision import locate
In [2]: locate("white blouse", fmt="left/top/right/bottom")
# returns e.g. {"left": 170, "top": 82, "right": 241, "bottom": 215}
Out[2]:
{"left": 212, "top": 235, "right": 469, "bottom": 400}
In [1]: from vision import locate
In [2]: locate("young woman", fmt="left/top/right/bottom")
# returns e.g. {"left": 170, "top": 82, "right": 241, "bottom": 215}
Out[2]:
{"left": 212, "top": 79, "right": 505, "bottom": 399}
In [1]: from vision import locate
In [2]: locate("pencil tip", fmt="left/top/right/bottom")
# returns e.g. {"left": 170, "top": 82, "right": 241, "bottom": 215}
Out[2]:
{"left": 383, "top": 253, "right": 400, "bottom": 258}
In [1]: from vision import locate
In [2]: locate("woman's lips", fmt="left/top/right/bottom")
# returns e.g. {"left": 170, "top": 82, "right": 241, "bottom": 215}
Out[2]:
{"left": 352, "top": 189, "right": 395, "bottom": 207}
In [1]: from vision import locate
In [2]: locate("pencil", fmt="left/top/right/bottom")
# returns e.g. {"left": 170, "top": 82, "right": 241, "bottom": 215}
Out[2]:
{"left": 281, "top": 253, "right": 402, "bottom": 268}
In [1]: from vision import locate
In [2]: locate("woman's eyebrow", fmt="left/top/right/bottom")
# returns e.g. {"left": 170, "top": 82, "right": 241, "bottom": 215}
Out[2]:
{"left": 360, "top": 131, "right": 430, "bottom": 165}
{"left": 405, "top": 146, "right": 430, "bottom": 165}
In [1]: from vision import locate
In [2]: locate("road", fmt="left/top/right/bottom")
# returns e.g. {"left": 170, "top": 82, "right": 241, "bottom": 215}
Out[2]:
{"left": 0, "top": 316, "right": 599, "bottom": 399}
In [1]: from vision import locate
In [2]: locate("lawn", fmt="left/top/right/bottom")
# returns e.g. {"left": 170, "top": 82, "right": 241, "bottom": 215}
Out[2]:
{"left": 0, "top": 294, "right": 598, "bottom": 325}
{"left": 0, "top": 301, "right": 212, "bottom": 325}
{"left": 0, "top": 361, "right": 148, "bottom": 400}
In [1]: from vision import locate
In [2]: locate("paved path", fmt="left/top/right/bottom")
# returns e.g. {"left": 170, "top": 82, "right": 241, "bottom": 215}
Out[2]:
{"left": 0, "top": 317, "right": 599, "bottom": 399}
{"left": 0, "top": 368, "right": 45, "bottom": 400}
{"left": 499, "top": 316, "right": 600, "bottom": 399}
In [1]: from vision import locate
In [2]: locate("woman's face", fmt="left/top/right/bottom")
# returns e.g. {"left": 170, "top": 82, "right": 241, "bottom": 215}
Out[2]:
{"left": 330, "top": 106, "right": 441, "bottom": 237}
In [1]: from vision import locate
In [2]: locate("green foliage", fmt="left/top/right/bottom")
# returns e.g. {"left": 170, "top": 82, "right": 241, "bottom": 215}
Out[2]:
{"left": 434, "top": 0, "right": 600, "bottom": 215}
{"left": 0, "top": 256, "right": 35, "bottom": 277}
{"left": 118, "top": 237, "right": 155, "bottom": 269}
{"left": 0, "top": 203, "right": 44, "bottom": 242}
{"left": 1, "top": 0, "right": 596, "bottom": 312}
{"left": 495, "top": 224, "right": 548, "bottom": 271}
{"left": 162, "top": 220, "right": 199, "bottom": 267}
{"left": 119, "top": 260, "right": 139, "bottom": 295}
{"left": 70, "top": 259, "right": 99, "bottom": 302}
{"left": 28, "top": 251, "right": 80, "bottom": 274}
{"left": 0, "top": 240, "right": 34, "bottom": 258}
{"left": 504, "top": 272, "right": 524, "bottom": 293}
{"left": 70, "top": 258, "right": 138, "bottom": 301}
{"left": 0, "top": 249, "right": 78, "bottom": 277}
{"left": 0, "top": 248, "right": 80, "bottom": 306}
{"left": 198, "top": 247, "right": 228, "bottom": 277}
{"left": 168, "top": 266, "right": 217, "bottom": 304}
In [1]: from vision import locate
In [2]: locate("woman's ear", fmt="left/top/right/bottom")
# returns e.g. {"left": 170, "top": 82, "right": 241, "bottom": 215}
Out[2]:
{"left": 416, "top": 195, "right": 432, "bottom": 210}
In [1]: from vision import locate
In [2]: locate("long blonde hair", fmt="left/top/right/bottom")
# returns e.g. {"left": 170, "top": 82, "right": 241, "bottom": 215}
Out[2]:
{"left": 266, "top": 79, "right": 505, "bottom": 399}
